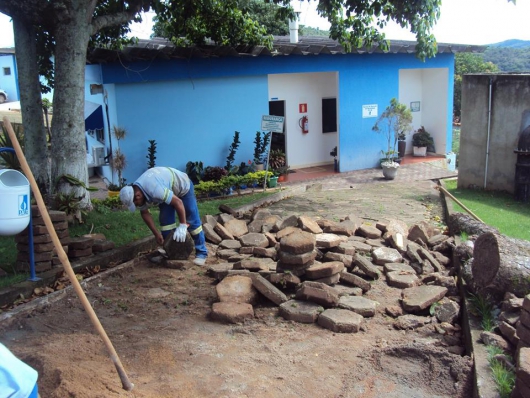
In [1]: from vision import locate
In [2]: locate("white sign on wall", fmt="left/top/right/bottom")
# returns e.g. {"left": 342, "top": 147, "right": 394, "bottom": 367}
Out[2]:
{"left": 362, "top": 104, "right": 378, "bottom": 118}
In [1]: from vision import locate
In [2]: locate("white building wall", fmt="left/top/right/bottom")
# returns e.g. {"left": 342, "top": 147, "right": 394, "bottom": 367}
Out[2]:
{"left": 399, "top": 68, "right": 449, "bottom": 155}
{"left": 268, "top": 72, "right": 338, "bottom": 168}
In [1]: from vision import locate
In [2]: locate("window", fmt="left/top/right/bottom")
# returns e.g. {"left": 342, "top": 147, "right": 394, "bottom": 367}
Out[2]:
{"left": 322, "top": 98, "right": 337, "bottom": 133}
{"left": 3, "top": 67, "right": 11, "bottom": 76}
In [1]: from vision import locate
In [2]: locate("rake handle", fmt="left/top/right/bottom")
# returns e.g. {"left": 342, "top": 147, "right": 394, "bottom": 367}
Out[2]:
{"left": 3, "top": 116, "right": 134, "bottom": 391}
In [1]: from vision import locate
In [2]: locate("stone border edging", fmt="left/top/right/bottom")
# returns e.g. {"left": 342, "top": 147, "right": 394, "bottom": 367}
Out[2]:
{"left": 0, "top": 235, "right": 157, "bottom": 308}
{"left": 439, "top": 177, "right": 497, "bottom": 398}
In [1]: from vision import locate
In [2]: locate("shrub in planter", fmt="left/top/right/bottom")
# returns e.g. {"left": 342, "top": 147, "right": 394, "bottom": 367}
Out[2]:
{"left": 202, "top": 166, "right": 228, "bottom": 182}
{"left": 186, "top": 161, "right": 204, "bottom": 184}
{"left": 269, "top": 149, "right": 286, "bottom": 170}
{"left": 412, "top": 126, "right": 434, "bottom": 148}
{"left": 195, "top": 180, "right": 222, "bottom": 197}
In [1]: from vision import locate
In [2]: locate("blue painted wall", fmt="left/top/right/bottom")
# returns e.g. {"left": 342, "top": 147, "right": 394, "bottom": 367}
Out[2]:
{"left": 97, "top": 51, "right": 455, "bottom": 181}
{"left": 0, "top": 53, "right": 18, "bottom": 102}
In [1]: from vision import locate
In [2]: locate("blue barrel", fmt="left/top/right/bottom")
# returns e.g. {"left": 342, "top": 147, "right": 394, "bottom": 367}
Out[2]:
{"left": 0, "top": 169, "right": 30, "bottom": 235}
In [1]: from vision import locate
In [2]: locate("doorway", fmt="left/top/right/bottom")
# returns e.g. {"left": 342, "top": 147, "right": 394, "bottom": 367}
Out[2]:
{"left": 268, "top": 100, "right": 285, "bottom": 153}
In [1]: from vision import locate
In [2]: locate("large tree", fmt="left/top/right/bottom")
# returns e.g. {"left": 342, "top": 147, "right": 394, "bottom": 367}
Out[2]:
{"left": 0, "top": 0, "right": 442, "bottom": 208}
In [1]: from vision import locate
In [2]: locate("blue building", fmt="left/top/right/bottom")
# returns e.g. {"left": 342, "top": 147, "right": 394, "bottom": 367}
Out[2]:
{"left": 0, "top": 48, "right": 18, "bottom": 103}
{"left": 84, "top": 36, "right": 483, "bottom": 184}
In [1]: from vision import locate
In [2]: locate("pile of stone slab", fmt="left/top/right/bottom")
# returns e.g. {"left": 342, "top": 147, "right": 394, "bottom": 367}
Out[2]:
{"left": 203, "top": 208, "right": 462, "bottom": 349}
{"left": 490, "top": 293, "right": 530, "bottom": 398}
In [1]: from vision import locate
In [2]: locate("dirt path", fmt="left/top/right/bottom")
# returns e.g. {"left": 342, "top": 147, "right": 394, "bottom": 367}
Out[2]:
{"left": 0, "top": 180, "right": 473, "bottom": 397}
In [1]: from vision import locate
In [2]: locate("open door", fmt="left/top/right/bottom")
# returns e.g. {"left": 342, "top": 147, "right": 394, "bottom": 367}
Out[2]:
{"left": 268, "top": 100, "right": 285, "bottom": 153}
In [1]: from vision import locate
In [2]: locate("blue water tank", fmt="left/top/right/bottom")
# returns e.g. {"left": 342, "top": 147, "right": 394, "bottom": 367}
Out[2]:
{"left": 0, "top": 169, "right": 30, "bottom": 235}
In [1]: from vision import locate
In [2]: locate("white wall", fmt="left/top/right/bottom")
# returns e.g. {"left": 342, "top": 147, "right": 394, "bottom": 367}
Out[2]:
{"left": 399, "top": 68, "right": 449, "bottom": 154}
{"left": 268, "top": 72, "right": 338, "bottom": 168}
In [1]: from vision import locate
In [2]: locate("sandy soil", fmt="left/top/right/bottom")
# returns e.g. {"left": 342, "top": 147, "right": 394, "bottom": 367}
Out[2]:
{"left": 1, "top": 250, "right": 473, "bottom": 398}
{"left": 0, "top": 179, "right": 472, "bottom": 397}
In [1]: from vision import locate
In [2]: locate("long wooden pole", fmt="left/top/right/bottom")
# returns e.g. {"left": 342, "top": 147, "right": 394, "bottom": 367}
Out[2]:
{"left": 436, "top": 184, "right": 484, "bottom": 223}
{"left": 3, "top": 117, "right": 134, "bottom": 391}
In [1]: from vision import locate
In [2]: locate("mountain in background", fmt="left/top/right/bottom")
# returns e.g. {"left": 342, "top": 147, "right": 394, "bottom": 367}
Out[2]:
{"left": 488, "top": 39, "right": 530, "bottom": 49}
{"left": 483, "top": 40, "right": 530, "bottom": 72}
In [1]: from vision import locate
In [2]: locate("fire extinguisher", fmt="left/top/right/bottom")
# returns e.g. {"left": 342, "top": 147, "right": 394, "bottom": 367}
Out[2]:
{"left": 299, "top": 116, "right": 308, "bottom": 134}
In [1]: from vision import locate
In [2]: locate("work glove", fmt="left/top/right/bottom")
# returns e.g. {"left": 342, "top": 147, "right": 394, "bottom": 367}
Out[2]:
{"left": 173, "top": 224, "right": 188, "bottom": 242}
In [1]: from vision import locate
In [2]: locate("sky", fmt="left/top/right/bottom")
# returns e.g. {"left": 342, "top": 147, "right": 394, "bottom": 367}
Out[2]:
{"left": 0, "top": 0, "right": 529, "bottom": 48}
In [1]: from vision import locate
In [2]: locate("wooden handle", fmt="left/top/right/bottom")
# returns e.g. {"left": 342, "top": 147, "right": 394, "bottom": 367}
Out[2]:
{"left": 436, "top": 184, "right": 484, "bottom": 223}
{"left": 3, "top": 117, "right": 134, "bottom": 391}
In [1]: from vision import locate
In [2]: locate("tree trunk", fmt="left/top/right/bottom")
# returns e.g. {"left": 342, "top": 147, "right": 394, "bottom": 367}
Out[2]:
{"left": 12, "top": 18, "right": 50, "bottom": 196}
{"left": 472, "top": 232, "right": 530, "bottom": 299}
{"left": 51, "top": 5, "right": 91, "bottom": 208}
{"left": 447, "top": 213, "right": 498, "bottom": 237}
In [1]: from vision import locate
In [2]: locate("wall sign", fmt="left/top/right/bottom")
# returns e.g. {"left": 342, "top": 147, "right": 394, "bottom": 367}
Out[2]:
{"left": 362, "top": 104, "right": 378, "bottom": 118}
{"left": 299, "top": 103, "right": 307, "bottom": 113}
{"left": 410, "top": 101, "right": 421, "bottom": 112}
{"left": 261, "top": 115, "right": 285, "bottom": 133}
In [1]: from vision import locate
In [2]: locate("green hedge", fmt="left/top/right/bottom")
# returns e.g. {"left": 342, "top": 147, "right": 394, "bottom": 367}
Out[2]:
{"left": 195, "top": 171, "right": 273, "bottom": 197}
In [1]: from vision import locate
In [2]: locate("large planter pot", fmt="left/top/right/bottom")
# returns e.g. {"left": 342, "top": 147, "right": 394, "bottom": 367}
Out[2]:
{"left": 108, "top": 190, "right": 120, "bottom": 198}
{"left": 398, "top": 140, "right": 406, "bottom": 158}
{"left": 277, "top": 174, "right": 287, "bottom": 182}
{"left": 255, "top": 163, "right": 264, "bottom": 171}
{"left": 267, "top": 176, "right": 278, "bottom": 188}
{"left": 413, "top": 146, "right": 427, "bottom": 157}
{"left": 381, "top": 164, "right": 399, "bottom": 180}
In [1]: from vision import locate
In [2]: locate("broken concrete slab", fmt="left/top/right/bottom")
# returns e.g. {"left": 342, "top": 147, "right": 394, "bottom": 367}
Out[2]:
{"left": 163, "top": 232, "right": 194, "bottom": 260}
{"left": 315, "top": 233, "right": 343, "bottom": 249}
{"left": 353, "top": 254, "right": 381, "bottom": 280}
{"left": 298, "top": 215, "right": 323, "bottom": 234}
{"left": 401, "top": 285, "right": 448, "bottom": 312}
{"left": 249, "top": 273, "right": 288, "bottom": 305}
{"left": 371, "top": 246, "right": 403, "bottom": 265}
{"left": 339, "top": 271, "right": 371, "bottom": 292}
{"left": 223, "top": 219, "right": 249, "bottom": 238}
{"left": 394, "top": 314, "right": 433, "bottom": 330}
{"left": 338, "top": 296, "right": 377, "bottom": 317}
{"left": 318, "top": 308, "right": 363, "bottom": 333}
{"left": 295, "top": 281, "right": 340, "bottom": 308}
{"left": 305, "top": 261, "right": 344, "bottom": 280}
{"left": 239, "top": 233, "right": 269, "bottom": 248}
{"left": 278, "top": 299, "right": 322, "bottom": 323}
{"left": 211, "top": 302, "right": 254, "bottom": 324}
{"left": 216, "top": 275, "right": 259, "bottom": 304}
{"left": 386, "top": 270, "right": 419, "bottom": 289}
{"left": 279, "top": 231, "right": 316, "bottom": 254}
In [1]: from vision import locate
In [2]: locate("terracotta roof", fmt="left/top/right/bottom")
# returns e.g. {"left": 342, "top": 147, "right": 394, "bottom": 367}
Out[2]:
{"left": 86, "top": 36, "right": 486, "bottom": 64}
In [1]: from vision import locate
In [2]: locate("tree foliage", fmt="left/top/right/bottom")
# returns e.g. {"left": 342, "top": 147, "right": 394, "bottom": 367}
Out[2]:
{"left": 483, "top": 45, "right": 530, "bottom": 73}
{"left": 0, "top": 0, "right": 443, "bottom": 208}
{"left": 454, "top": 53, "right": 499, "bottom": 118}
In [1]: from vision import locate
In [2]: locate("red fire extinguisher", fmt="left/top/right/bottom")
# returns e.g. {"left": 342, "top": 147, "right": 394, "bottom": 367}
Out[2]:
{"left": 299, "top": 116, "right": 308, "bottom": 134}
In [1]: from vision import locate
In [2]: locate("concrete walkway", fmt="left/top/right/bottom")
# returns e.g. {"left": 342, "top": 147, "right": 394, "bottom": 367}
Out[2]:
{"left": 89, "top": 158, "right": 457, "bottom": 202}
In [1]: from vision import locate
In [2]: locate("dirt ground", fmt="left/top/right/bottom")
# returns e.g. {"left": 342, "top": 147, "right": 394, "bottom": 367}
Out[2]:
{"left": 0, "top": 179, "right": 474, "bottom": 398}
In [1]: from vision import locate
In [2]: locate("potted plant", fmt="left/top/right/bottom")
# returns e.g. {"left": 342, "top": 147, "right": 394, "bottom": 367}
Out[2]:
{"left": 274, "top": 165, "right": 291, "bottom": 182}
{"left": 268, "top": 149, "right": 286, "bottom": 171}
{"left": 372, "top": 98, "right": 413, "bottom": 179}
{"left": 412, "top": 126, "right": 434, "bottom": 157}
{"left": 253, "top": 131, "right": 270, "bottom": 170}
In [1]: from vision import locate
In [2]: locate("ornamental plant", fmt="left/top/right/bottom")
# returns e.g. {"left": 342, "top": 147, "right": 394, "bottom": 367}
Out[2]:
{"left": 253, "top": 131, "right": 270, "bottom": 164}
{"left": 372, "top": 98, "right": 413, "bottom": 164}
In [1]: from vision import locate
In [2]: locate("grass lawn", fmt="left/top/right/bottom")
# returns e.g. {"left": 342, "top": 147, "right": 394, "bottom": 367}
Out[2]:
{"left": 0, "top": 190, "right": 277, "bottom": 279}
{"left": 444, "top": 179, "right": 530, "bottom": 241}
